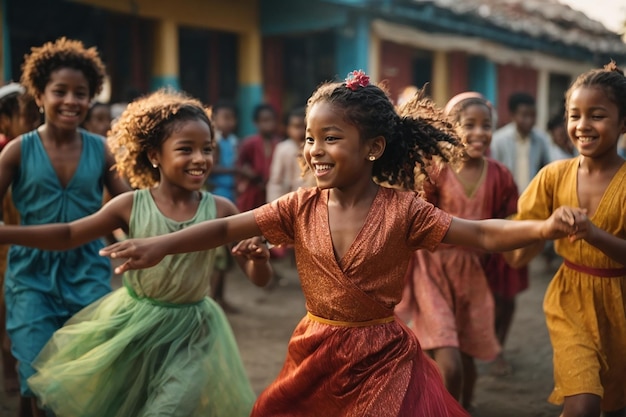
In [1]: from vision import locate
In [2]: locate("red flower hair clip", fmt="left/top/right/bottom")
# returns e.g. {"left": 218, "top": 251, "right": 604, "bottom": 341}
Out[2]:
{"left": 345, "top": 70, "right": 370, "bottom": 91}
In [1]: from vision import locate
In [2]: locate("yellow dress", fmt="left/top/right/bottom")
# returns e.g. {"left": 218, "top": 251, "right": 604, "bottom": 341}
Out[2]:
{"left": 517, "top": 158, "right": 626, "bottom": 411}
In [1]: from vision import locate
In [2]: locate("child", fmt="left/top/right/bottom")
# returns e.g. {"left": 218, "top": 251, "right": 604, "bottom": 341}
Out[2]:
{"left": 266, "top": 106, "right": 310, "bottom": 202}
{"left": 81, "top": 101, "right": 112, "bottom": 137}
{"left": 236, "top": 103, "right": 281, "bottom": 211}
{"left": 547, "top": 113, "right": 577, "bottom": 161}
{"left": 395, "top": 92, "right": 523, "bottom": 409}
{"left": 0, "top": 38, "right": 130, "bottom": 416}
{"left": 509, "top": 62, "right": 626, "bottom": 417}
{"left": 0, "top": 90, "right": 271, "bottom": 416}
{"left": 207, "top": 100, "right": 241, "bottom": 311}
{"left": 0, "top": 83, "right": 40, "bottom": 402}
{"left": 101, "top": 70, "right": 582, "bottom": 417}
{"left": 491, "top": 92, "right": 552, "bottom": 193}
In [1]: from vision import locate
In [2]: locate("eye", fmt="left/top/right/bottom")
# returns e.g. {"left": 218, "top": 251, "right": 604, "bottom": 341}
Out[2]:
{"left": 203, "top": 146, "right": 213, "bottom": 154}
{"left": 305, "top": 137, "right": 314, "bottom": 144}
{"left": 568, "top": 114, "right": 580, "bottom": 121}
{"left": 591, "top": 114, "right": 605, "bottom": 120}
{"left": 325, "top": 136, "right": 339, "bottom": 142}
{"left": 177, "top": 147, "right": 192, "bottom": 153}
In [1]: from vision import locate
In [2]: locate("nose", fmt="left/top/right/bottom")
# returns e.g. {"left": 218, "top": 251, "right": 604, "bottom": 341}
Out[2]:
{"left": 307, "top": 138, "right": 324, "bottom": 157}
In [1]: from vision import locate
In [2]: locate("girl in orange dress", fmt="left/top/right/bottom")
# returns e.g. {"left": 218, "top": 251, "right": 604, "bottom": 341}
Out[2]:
{"left": 510, "top": 62, "right": 626, "bottom": 417}
{"left": 396, "top": 92, "right": 520, "bottom": 410}
{"left": 100, "top": 71, "right": 582, "bottom": 417}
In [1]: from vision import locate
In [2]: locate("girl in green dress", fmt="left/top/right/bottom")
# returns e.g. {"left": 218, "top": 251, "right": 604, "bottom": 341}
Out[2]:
{"left": 0, "top": 89, "right": 271, "bottom": 417}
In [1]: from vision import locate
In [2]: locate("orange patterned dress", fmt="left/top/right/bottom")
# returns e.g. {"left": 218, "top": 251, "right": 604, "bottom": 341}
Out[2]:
{"left": 517, "top": 159, "right": 626, "bottom": 412}
{"left": 253, "top": 186, "right": 468, "bottom": 417}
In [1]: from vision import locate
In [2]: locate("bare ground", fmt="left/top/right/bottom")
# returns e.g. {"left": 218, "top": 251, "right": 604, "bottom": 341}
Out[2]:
{"left": 1, "top": 258, "right": 562, "bottom": 416}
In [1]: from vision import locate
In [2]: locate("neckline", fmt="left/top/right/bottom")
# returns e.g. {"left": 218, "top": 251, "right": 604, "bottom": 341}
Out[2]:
{"left": 144, "top": 189, "right": 208, "bottom": 225}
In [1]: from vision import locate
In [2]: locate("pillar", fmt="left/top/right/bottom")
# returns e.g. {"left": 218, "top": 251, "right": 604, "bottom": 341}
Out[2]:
{"left": 151, "top": 19, "right": 180, "bottom": 91}
{"left": 237, "top": 29, "right": 263, "bottom": 137}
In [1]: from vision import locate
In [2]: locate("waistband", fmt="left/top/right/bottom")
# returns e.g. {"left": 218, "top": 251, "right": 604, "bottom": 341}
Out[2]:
{"left": 563, "top": 258, "right": 626, "bottom": 278}
{"left": 124, "top": 281, "right": 204, "bottom": 308}
{"left": 306, "top": 311, "right": 395, "bottom": 327}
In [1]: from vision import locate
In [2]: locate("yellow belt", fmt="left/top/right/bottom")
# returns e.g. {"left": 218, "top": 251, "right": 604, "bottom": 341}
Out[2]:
{"left": 306, "top": 311, "right": 395, "bottom": 327}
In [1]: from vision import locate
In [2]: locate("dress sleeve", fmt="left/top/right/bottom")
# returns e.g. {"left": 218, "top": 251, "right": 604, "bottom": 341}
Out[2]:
{"left": 516, "top": 164, "right": 555, "bottom": 221}
{"left": 253, "top": 190, "right": 298, "bottom": 246}
{"left": 406, "top": 194, "right": 452, "bottom": 251}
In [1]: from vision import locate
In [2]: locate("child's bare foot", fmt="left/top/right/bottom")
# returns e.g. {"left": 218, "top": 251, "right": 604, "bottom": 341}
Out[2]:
{"left": 489, "top": 354, "right": 513, "bottom": 376}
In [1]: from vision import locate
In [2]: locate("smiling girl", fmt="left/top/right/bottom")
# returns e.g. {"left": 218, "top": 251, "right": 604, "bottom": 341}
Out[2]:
{"left": 510, "top": 62, "right": 626, "bottom": 417}
{"left": 0, "top": 37, "right": 130, "bottom": 416}
{"left": 99, "top": 71, "right": 583, "bottom": 417}
{"left": 396, "top": 92, "right": 522, "bottom": 410}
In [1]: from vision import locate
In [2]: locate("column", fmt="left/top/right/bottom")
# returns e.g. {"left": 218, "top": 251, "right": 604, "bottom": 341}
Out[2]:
{"left": 151, "top": 19, "right": 180, "bottom": 91}
{"left": 536, "top": 68, "right": 550, "bottom": 135}
{"left": 431, "top": 50, "right": 449, "bottom": 106}
{"left": 336, "top": 15, "right": 370, "bottom": 79}
{"left": 237, "top": 30, "right": 263, "bottom": 137}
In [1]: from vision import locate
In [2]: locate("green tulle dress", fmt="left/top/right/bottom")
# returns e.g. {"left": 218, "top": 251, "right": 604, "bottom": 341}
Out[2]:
{"left": 27, "top": 189, "right": 256, "bottom": 417}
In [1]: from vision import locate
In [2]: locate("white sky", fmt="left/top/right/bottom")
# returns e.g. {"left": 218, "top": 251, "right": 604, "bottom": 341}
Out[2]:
{"left": 559, "top": 0, "right": 626, "bottom": 33}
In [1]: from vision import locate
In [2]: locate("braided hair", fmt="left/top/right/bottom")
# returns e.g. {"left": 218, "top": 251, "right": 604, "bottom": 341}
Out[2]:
{"left": 306, "top": 77, "right": 462, "bottom": 191}
{"left": 565, "top": 61, "right": 626, "bottom": 119}
{"left": 108, "top": 89, "right": 214, "bottom": 189}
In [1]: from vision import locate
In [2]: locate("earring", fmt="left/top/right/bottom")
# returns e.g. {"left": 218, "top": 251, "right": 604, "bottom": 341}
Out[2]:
{"left": 368, "top": 155, "right": 376, "bottom": 161}
{"left": 39, "top": 107, "right": 44, "bottom": 114}
{"left": 152, "top": 163, "right": 158, "bottom": 168}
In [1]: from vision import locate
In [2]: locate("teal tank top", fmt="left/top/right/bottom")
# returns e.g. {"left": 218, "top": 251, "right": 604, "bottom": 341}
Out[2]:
{"left": 124, "top": 189, "right": 217, "bottom": 305}
{"left": 6, "top": 129, "right": 111, "bottom": 304}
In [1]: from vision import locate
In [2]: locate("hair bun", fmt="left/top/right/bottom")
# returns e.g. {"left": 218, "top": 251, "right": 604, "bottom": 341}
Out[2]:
{"left": 604, "top": 60, "right": 624, "bottom": 76}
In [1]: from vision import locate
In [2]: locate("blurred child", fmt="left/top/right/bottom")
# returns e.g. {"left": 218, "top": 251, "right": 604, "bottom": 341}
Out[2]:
{"left": 207, "top": 100, "right": 241, "bottom": 311}
{"left": 509, "top": 62, "right": 626, "bottom": 417}
{"left": 100, "top": 70, "right": 581, "bottom": 417}
{"left": 547, "top": 114, "right": 577, "bottom": 161}
{"left": 0, "top": 38, "right": 130, "bottom": 416}
{"left": 266, "top": 106, "right": 312, "bottom": 202}
{"left": 81, "top": 101, "right": 112, "bottom": 137}
{"left": 396, "top": 92, "right": 521, "bottom": 409}
{"left": 236, "top": 104, "right": 281, "bottom": 211}
{"left": 0, "top": 90, "right": 271, "bottom": 417}
{"left": 0, "top": 83, "right": 40, "bottom": 403}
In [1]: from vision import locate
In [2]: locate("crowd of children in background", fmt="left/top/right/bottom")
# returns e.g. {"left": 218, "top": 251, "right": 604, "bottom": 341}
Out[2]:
{"left": 0, "top": 36, "right": 624, "bottom": 417}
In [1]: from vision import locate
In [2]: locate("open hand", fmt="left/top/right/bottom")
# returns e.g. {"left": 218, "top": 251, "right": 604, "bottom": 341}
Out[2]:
{"left": 232, "top": 236, "right": 270, "bottom": 262}
{"left": 99, "top": 237, "right": 166, "bottom": 274}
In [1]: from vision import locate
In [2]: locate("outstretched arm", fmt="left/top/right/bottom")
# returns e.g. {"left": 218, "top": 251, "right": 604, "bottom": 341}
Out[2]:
{"left": 231, "top": 237, "right": 272, "bottom": 287}
{"left": 568, "top": 214, "right": 626, "bottom": 266}
{"left": 101, "top": 210, "right": 262, "bottom": 274}
{"left": 0, "top": 192, "right": 132, "bottom": 250}
{"left": 442, "top": 206, "right": 582, "bottom": 252}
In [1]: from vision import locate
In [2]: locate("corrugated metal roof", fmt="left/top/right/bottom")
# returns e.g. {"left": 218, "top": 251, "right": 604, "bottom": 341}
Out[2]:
{"left": 412, "top": 0, "right": 626, "bottom": 55}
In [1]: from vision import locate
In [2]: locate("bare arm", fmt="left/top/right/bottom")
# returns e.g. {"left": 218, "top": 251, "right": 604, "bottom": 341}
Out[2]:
{"left": 569, "top": 215, "right": 626, "bottom": 266}
{"left": 502, "top": 241, "right": 544, "bottom": 268}
{"left": 0, "top": 192, "right": 132, "bottom": 250}
{"left": 101, "top": 210, "right": 263, "bottom": 274}
{"left": 442, "top": 206, "right": 582, "bottom": 252}
{"left": 0, "top": 138, "right": 22, "bottom": 206}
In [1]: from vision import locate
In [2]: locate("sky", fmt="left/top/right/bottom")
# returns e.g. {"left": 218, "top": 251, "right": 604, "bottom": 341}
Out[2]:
{"left": 559, "top": 0, "right": 626, "bottom": 34}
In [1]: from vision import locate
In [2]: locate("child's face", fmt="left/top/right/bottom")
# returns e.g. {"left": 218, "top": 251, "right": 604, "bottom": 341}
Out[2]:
{"left": 458, "top": 104, "right": 492, "bottom": 160}
{"left": 304, "top": 102, "right": 374, "bottom": 190}
{"left": 549, "top": 123, "right": 570, "bottom": 150}
{"left": 213, "top": 108, "right": 237, "bottom": 137}
{"left": 567, "top": 86, "right": 626, "bottom": 159}
{"left": 83, "top": 105, "right": 112, "bottom": 137}
{"left": 286, "top": 115, "right": 306, "bottom": 145}
{"left": 38, "top": 68, "right": 90, "bottom": 131}
{"left": 256, "top": 109, "right": 277, "bottom": 138}
{"left": 512, "top": 103, "right": 536, "bottom": 136}
{"left": 150, "top": 119, "right": 214, "bottom": 191}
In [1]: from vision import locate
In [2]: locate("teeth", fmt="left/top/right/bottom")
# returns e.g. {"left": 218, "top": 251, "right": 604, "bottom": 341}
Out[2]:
{"left": 60, "top": 111, "right": 78, "bottom": 116}
{"left": 315, "top": 164, "right": 332, "bottom": 171}
{"left": 188, "top": 170, "right": 204, "bottom": 175}
{"left": 578, "top": 137, "right": 595, "bottom": 143}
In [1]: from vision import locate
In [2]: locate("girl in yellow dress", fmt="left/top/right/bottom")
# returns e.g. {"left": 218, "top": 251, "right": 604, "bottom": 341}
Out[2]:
{"left": 511, "top": 62, "right": 626, "bottom": 417}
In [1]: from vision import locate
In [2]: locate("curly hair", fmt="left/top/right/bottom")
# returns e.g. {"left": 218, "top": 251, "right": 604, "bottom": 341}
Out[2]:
{"left": 565, "top": 60, "right": 626, "bottom": 119}
{"left": 306, "top": 80, "right": 462, "bottom": 191}
{"left": 108, "top": 89, "right": 214, "bottom": 189}
{"left": 20, "top": 37, "right": 106, "bottom": 99}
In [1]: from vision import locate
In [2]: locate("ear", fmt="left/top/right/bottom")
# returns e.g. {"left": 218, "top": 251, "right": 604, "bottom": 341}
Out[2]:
{"left": 366, "top": 135, "right": 386, "bottom": 161}
{"left": 147, "top": 149, "right": 160, "bottom": 168}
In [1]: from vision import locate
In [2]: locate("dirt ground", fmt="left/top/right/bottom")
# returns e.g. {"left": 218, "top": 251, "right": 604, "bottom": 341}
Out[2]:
{"left": 1, "top": 258, "right": 563, "bottom": 416}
